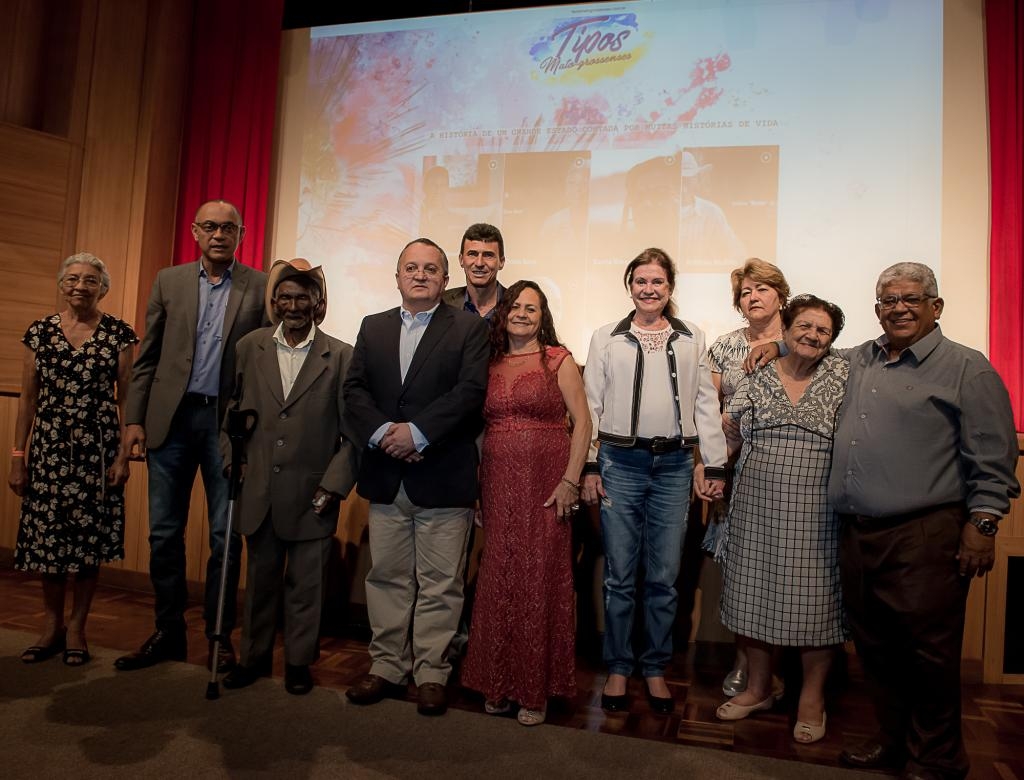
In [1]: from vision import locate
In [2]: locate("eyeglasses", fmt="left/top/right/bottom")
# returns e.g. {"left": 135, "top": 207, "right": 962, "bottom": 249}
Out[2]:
{"left": 194, "top": 221, "right": 241, "bottom": 237}
{"left": 61, "top": 275, "right": 102, "bottom": 288}
{"left": 876, "top": 293, "right": 933, "bottom": 309}
{"left": 399, "top": 263, "right": 445, "bottom": 278}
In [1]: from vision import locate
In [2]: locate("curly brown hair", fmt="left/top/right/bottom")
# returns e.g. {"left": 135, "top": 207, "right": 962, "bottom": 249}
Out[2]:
{"left": 489, "top": 280, "right": 563, "bottom": 363}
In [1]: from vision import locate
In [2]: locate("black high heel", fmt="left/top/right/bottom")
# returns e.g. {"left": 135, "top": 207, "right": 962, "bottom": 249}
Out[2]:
{"left": 601, "top": 692, "right": 629, "bottom": 712}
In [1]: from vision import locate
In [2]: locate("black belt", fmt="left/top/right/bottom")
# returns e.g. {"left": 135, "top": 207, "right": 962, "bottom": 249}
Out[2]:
{"left": 598, "top": 432, "right": 690, "bottom": 454}
{"left": 839, "top": 501, "right": 966, "bottom": 527}
{"left": 183, "top": 392, "right": 218, "bottom": 406}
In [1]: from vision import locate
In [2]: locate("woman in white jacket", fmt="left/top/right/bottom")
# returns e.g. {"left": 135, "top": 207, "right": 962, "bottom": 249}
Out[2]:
{"left": 581, "top": 247, "right": 727, "bottom": 715}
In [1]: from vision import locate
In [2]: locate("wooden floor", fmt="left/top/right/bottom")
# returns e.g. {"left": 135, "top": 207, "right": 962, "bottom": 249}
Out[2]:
{"left": 2, "top": 566, "right": 1022, "bottom": 779}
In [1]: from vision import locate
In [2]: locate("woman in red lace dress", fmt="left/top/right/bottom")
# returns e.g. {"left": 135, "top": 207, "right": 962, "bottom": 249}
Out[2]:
{"left": 460, "top": 280, "right": 591, "bottom": 726}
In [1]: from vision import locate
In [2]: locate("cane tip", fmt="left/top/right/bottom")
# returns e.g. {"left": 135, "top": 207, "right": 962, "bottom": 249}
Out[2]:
{"left": 206, "top": 682, "right": 220, "bottom": 700}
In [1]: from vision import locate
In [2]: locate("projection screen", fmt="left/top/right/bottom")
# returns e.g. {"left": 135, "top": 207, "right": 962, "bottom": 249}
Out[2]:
{"left": 270, "top": 0, "right": 990, "bottom": 358}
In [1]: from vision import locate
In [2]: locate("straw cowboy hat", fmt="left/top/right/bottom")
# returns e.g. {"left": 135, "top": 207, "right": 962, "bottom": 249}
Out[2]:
{"left": 680, "top": 150, "right": 711, "bottom": 177}
{"left": 265, "top": 258, "right": 328, "bottom": 325}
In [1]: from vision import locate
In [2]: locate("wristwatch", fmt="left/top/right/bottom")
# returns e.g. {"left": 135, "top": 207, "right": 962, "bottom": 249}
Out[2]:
{"left": 968, "top": 515, "right": 999, "bottom": 536}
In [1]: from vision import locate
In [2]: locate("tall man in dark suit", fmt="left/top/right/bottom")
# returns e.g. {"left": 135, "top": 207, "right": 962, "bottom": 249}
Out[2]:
{"left": 116, "top": 200, "right": 268, "bottom": 672}
{"left": 343, "top": 238, "right": 489, "bottom": 716}
{"left": 220, "top": 258, "right": 358, "bottom": 696}
{"left": 441, "top": 222, "right": 506, "bottom": 320}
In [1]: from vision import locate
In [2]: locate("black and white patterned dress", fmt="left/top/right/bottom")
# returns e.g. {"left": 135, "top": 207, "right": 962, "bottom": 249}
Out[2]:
{"left": 719, "top": 354, "right": 849, "bottom": 646}
{"left": 14, "top": 313, "right": 137, "bottom": 574}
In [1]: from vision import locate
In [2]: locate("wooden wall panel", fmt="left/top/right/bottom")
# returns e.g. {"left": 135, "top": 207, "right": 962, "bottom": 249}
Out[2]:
{"left": 0, "top": 124, "right": 74, "bottom": 392}
{"left": 0, "top": 1, "right": 46, "bottom": 130}
{"left": 982, "top": 444, "right": 1024, "bottom": 682}
{"left": 73, "top": 0, "right": 149, "bottom": 325}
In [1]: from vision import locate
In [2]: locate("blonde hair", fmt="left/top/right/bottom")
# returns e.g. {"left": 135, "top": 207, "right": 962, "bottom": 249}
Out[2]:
{"left": 730, "top": 258, "right": 789, "bottom": 313}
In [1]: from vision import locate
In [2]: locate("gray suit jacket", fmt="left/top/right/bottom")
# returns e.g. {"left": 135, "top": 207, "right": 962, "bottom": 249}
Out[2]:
{"left": 125, "top": 260, "right": 268, "bottom": 449}
{"left": 225, "top": 326, "right": 359, "bottom": 541}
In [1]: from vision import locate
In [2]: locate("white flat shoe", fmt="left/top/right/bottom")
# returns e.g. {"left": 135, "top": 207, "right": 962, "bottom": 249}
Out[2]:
{"left": 715, "top": 695, "right": 774, "bottom": 721}
{"left": 517, "top": 705, "right": 546, "bottom": 726}
{"left": 793, "top": 712, "right": 827, "bottom": 744}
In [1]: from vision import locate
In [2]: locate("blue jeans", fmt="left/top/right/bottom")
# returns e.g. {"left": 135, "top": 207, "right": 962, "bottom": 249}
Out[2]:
{"left": 598, "top": 445, "right": 693, "bottom": 678}
{"left": 147, "top": 399, "right": 240, "bottom": 639}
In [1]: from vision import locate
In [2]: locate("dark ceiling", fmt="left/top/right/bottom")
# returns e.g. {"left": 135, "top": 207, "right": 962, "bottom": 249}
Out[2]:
{"left": 282, "top": 1, "right": 612, "bottom": 30}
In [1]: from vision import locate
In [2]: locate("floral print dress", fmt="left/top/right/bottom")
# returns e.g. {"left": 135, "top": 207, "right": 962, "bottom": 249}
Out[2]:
{"left": 14, "top": 313, "right": 137, "bottom": 574}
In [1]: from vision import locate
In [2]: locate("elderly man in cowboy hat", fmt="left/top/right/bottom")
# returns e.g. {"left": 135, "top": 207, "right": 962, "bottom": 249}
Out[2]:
{"left": 677, "top": 149, "right": 745, "bottom": 267}
{"left": 220, "top": 258, "right": 359, "bottom": 695}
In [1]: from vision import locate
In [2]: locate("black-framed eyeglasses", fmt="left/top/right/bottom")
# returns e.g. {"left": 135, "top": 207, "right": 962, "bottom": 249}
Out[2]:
{"left": 194, "top": 221, "right": 241, "bottom": 237}
{"left": 876, "top": 293, "right": 933, "bottom": 310}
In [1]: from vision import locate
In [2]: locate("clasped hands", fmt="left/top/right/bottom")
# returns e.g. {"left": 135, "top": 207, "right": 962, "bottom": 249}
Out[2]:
{"left": 380, "top": 422, "right": 423, "bottom": 463}
{"left": 581, "top": 469, "right": 724, "bottom": 506}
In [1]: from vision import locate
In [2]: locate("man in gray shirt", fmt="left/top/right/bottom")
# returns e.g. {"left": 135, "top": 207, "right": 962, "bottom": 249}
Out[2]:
{"left": 830, "top": 262, "right": 1019, "bottom": 780}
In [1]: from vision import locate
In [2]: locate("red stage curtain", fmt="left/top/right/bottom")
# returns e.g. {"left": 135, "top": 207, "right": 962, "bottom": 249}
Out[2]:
{"left": 987, "top": 0, "right": 1024, "bottom": 430}
{"left": 172, "top": 0, "right": 285, "bottom": 269}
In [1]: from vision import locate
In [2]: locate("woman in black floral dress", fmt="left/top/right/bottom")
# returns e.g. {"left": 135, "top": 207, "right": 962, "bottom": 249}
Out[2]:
{"left": 8, "top": 253, "right": 137, "bottom": 666}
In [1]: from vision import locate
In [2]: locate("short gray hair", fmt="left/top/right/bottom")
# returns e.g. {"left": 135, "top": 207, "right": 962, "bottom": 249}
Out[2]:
{"left": 58, "top": 252, "right": 111, "bottom": 294}
{"left": 875, "top": 261, "right": 938, "bottom": 299}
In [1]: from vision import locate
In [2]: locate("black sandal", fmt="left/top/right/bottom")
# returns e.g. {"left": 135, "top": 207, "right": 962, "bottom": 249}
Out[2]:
{"left": 21, "top": 629, "right": 67, "bottom": 664}
{"left": 63, "top": 648, "right": 91, "bottom": 666}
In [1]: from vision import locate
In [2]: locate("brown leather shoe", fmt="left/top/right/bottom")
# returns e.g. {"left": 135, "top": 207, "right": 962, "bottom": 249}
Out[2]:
{"left": 416, "top": 682, "right": 448, "bottom": 716}
{"left": 839, "top": 741, "right": 906, "bottom": 770}
{"left": 345, "top": 674, "right": 406, "bottom": 705}
{"left": 207, "top": 637, "right": 236, "bottom": 674}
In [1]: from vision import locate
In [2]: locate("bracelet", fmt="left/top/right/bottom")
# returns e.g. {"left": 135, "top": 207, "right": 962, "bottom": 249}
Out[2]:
{"left": 10, "top": 449, "right": 25, "bottom": 457}
{"left": 560, "top": 477, "right": 580, "bottom": 491}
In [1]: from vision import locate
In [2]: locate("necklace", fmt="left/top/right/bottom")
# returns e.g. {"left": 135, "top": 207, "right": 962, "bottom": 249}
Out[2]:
{"left": 745, "top": 325, "right": 782, "bottom": 344}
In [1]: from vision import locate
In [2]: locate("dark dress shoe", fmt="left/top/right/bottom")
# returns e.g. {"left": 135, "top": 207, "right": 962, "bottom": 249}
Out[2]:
{"left": 285, "top": 664, "right": 314, "bottom": 695}
{"left": 222, "top": 660, "right": 272, "bottom": 690}
{"left": 839, "top": 742, "right": 906, "bottom": 770}
{"left": 601, "top": 693, "right": 629, "bottom": 712}
{"left": 207, "top": 638, "right": 237, "bottom": 674}
{"left": 345, "top": 674, "right": 407, "bottom": 705}
{"left": 647, "top": 691, "right": 675, "bottom": 714}
{"left": 114, "top": 630, "right": 187, "bottom": 671}
{"left": 416, "top": 682, "right": 448, "bottom": 716}
{"left": 899, "top": 767, "right": 944, "bottom": 780}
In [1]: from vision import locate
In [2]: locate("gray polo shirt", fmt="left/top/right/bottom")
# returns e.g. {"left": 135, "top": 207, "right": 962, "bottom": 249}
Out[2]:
{"left": 828, "top": 325, "right": 1019, "bottom": 518}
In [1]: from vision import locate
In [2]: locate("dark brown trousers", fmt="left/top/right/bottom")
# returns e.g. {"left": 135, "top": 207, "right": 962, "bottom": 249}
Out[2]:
{"left": 840, "top": 503, "right": 970, "bottom": 780}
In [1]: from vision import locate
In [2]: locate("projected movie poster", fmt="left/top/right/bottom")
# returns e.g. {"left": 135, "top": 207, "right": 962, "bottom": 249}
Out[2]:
{"left": 288, "top": 0, "right": 941, "bottom": 353}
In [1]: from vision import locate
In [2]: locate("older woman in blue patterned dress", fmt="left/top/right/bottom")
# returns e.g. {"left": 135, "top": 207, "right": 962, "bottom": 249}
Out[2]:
{"left": 8, "top": 253, "right": 137, "bottom": 666}
{"left": 714, "top": 294, "right": 848, "bottom": 745}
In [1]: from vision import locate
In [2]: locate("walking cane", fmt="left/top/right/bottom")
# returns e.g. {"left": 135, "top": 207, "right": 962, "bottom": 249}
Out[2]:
{"left": 206, "top": 407, "right": 258, "bottom": 700}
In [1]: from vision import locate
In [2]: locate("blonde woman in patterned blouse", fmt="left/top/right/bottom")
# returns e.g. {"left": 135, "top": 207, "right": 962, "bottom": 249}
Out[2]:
{"left": 706, "top": 258, "right": 790, "bottom": 699}
{"left": 8, "top": 253, "right": 137, "bottom": 667}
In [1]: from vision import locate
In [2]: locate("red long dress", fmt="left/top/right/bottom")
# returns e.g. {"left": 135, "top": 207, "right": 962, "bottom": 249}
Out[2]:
{"left": 460, "top": 347, "right": 577, "bottom": 710}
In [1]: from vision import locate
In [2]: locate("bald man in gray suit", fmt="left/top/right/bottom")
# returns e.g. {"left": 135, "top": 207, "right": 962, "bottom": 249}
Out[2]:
{"left": 115, "top": 199, "right": 267, "bottom": 673}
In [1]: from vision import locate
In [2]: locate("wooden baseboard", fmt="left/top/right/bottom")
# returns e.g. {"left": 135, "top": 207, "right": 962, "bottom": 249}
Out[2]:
{"left": 0, "top": 548, "right": 235, "bottom": 604}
